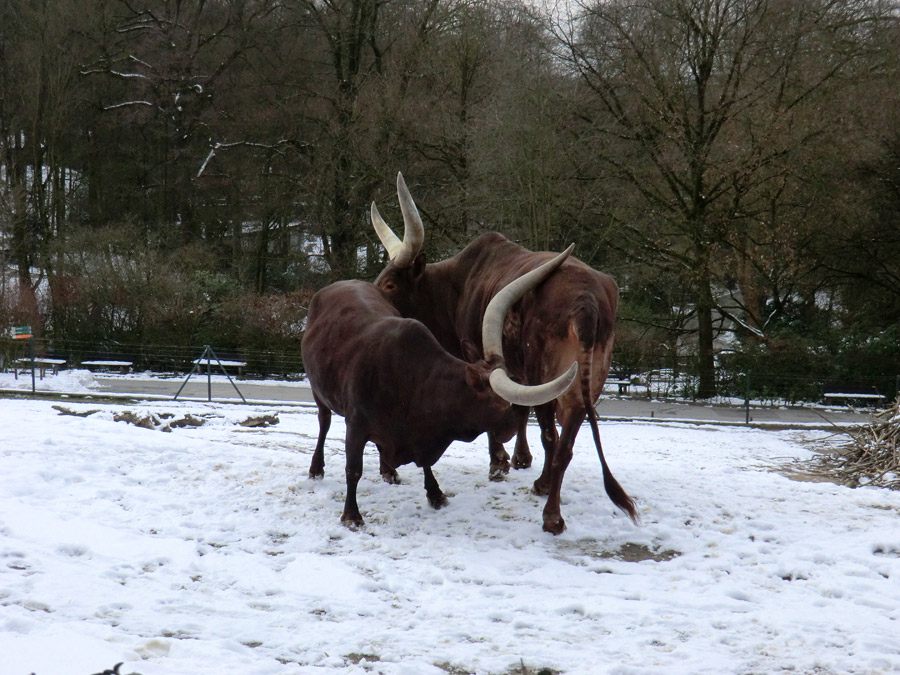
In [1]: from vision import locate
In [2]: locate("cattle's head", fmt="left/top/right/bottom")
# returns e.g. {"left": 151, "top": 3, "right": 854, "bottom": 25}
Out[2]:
{"left": 371, "top": 173, "right": 427, "bottom": 315}
{"left": 448, "top": 245, "right": 582, "bottom": 441}
{"left": 479, "top": 244, "right": 578, "bottom": 408}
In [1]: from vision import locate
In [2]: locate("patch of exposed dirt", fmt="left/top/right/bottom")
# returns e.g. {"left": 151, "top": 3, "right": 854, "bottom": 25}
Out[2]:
{"left": 238, "top": 413, "right": 279, "bottom": 428}
{"left": 52, "top": 405, "right": 101, "bottom": 417}
{"left": 778, "top": 465, "right": 847, "bottom": 485}
{"left": 345, "top": 652, "right": 380, "bottom": 666}
{"left": 113, "top": 411, "right": 207, "bottom": 432}
{"left": 437, "top": 661, "right": 558, "bottom": 675}
{"left": 53, "top": 406, "right": 278, "bottom": 434}
{"left": 557, "top": 538, "right": 680, "bottom": 563}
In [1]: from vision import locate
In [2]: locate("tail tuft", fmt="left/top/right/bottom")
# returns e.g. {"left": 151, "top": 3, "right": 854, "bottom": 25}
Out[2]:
{"left": 587, "top": 403, "right": 640, "bottom": 524}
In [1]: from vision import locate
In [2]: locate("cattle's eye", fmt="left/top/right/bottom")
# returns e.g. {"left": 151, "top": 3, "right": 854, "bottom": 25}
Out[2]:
{"left": 383, "top": 280, "right": 396, "bottom": 292}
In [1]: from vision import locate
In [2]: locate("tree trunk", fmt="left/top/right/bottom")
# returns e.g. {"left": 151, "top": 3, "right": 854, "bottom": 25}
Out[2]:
{"left": 255, "top": 220, "right": 270, "bottom": 294}
{"left": 694, "top": 254, "right": 718, "bottom": 399}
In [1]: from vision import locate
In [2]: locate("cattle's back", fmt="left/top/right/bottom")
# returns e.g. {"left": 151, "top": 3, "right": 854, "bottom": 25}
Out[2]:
{"left": 302, "top": 281, "right": 398, "bottom": 415}
{"left": 448, "top": 234, "right": 617, "bottom": 359}
{"left": 301, "top": 280, "right": 463, "bottom": 421}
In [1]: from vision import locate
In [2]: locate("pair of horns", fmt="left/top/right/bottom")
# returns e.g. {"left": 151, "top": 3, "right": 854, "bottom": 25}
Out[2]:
{"left": 371, "top": 172, "right": 577, "bottom": 407}
{"left": 371, "top": 172, "right": 425, "bottom": 268}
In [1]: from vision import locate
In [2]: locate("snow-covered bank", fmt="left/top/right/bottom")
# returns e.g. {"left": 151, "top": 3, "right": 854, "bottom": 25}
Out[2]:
{"left": 0, "top": 369, "right": 312, "bottom": 394}
{"left": 1, "top": 397, "right": 899, "bottom": 674}
{"left": 0, "top": 368, "right": 101, "bottom": 394}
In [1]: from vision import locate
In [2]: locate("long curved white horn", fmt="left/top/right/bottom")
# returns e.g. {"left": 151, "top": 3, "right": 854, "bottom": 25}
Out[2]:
{"left": 482, "top": 244, "right": 578, "bottom": 406}
{"left": 396, "top": 172, "right": 424, "bottom": 264}
{"left": 371, "top": 201, "right": 404, "bottom": 260}
{"left": 482, "top": 244, "right": 574, "bottom": 359}
{"left": 489, "top": 361, "right": 578, "bottom": 407}
{"left": 370, "top": 172, "right": 425, "bottom": 268}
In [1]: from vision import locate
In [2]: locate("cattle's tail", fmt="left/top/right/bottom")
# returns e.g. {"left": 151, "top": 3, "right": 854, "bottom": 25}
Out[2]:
{"left": 586, "top": 401, "right": 640, "bottom": 524}
{"left": 576, "top": 298, "right": 640, "bottom": 525}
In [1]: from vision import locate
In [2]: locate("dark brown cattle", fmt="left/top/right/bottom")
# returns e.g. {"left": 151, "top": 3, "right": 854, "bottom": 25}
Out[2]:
{"left": 371, "top": 173, "right": 639, "bottom": 534}
{"left": 301, "top": 251, "right": 577, "bottom": 528}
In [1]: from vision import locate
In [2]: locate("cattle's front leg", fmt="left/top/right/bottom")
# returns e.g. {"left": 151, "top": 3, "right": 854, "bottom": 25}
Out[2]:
{"left": 532, "top": 403, "right": 558, "bottom": 496}
{"left": 488, "top": 432, "right": 511, "bottom": 481}
{"left": 510, "top": 408, "right": 533, "bottom": 469}
{"left": 308, "top": 399, "right": 331, "bottom": 479}
{"left": 340, "top": 426, "right": 366, "bottom": 528}
{"left": 423, "top": 466, "right": 448, "bottom": 509}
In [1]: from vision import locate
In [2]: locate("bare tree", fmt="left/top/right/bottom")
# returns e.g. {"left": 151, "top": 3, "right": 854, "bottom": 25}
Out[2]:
{"left": 0, "top": 0, "right": 94, "bottom": 327}
{"left": 80, "top": 0, "right": 279, "bottom": 241}
{"left": 550, "top": 0, "right": 894, "bottom": 396}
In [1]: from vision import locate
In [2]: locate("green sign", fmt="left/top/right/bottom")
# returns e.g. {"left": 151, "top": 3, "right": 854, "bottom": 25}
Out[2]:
{"left": 11, "top": 325, "right": 32, "bottom": 339}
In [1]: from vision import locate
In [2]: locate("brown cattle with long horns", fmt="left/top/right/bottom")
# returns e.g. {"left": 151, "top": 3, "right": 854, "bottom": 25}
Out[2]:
{"left": 302, "top": 250, "right": 577, "bottom": 528}
{"left": 370, "top": 173, "right": 638, "bottom": 534}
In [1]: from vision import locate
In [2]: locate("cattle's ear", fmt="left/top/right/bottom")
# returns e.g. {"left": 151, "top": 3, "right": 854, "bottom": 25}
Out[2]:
{"left": 460, "top": 338, "right": 482, "bottom": 363}
{"left": 465, "top": 364, "right": 490, "bottom": 393}
{"left": 411, "top": 252, "right": 426, "bottom": 281}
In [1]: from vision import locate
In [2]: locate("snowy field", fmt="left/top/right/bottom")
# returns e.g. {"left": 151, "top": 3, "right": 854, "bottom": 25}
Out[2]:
{"left": 2, "top": 392, "right": 899, "bottom": 675}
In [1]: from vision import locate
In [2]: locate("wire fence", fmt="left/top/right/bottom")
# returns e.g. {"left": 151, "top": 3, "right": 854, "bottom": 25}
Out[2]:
{"left": 0, "top": 337, "right": 305, "bottom": 379}
{"left": 3, "top": 336, "right": 898, "bottom": 406}
{"left": 620, "top": 368, "right": 899, "bottom": 406}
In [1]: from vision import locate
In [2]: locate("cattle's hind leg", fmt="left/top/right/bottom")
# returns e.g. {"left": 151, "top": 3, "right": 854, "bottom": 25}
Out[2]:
{"left": 532, "top": 402, "right": 558, "bottom": 496}
{"left": 510, "top": 408, "right": 533, "bottom": 469}
{"left": 308, "top": 397, "right": 331, "bottom": 479}
{"left": 423, "top": 466, "right": 449, "bottom": 509}
{"left": 541, "top": 409, "right": 585, "bottom": 535}
{"left": 340, "top": 426, "right": 367, "bottom": 528}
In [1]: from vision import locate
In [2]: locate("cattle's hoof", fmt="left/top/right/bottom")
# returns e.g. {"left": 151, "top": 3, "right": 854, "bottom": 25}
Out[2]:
{"left": 532, "top": 479, "right": 550, "bottom": 496}
{"left": 489, "top": 462, "right": 510, "bottom": 481}
{"left": 511, "top": 452, "right": 532, "bottom": 470}
{"left": 542, "top": 514, "right": 566, "bottom": 535}
{"left": 381, "top": 470, "right": 401, "bottom": 485}
{"left": 340, "top": 513, "right": 364, "bottom": 529}
{"left": 309, "top": 470, "right": 324, "bottom": 480}
{"left": 428, "top": 493, "right": 449, "bottom": 510}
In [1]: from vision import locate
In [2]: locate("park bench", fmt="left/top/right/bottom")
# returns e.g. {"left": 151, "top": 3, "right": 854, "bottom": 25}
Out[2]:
{"left": 822, "top": 387, "right": 884, "bottom": 407}
{"left": 14, "top": 357, "right": 67, "bottom": 379}
{"left": 606, "top": 378, "right": 632, "bottom": 395}
{"left": 192, "top": 357, "right": 247, "bottom": 377}
{"left": 81, "top": 360, "right": 134, "bottom": 374}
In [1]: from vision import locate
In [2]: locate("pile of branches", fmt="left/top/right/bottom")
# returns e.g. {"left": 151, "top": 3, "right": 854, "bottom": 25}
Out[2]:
{"left": 820, "top": 397, "right": 900, "bottom": 489}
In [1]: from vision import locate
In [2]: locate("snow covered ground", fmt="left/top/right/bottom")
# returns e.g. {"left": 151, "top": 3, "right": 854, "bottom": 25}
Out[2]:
{"left": 2, "top": 393, "right": 899, "bottom": 675}
{"left": 0, "top": 368, "right": 103, "bottom": 395}
{"left": 0, "top": 368, "right": 311, "bottom": 396}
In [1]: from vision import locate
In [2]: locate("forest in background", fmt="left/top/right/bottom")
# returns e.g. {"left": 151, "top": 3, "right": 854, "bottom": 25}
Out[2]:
{"left": 2, "top": 0, "right": 899, "bottom": 399}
